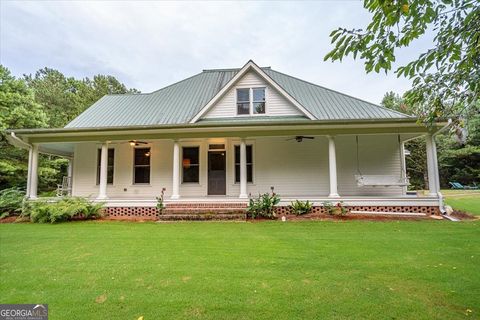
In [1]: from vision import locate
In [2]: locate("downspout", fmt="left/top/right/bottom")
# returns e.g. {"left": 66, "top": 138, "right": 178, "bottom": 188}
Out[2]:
{"left": 432, "top": 119, "right": 452, "bottom": 214}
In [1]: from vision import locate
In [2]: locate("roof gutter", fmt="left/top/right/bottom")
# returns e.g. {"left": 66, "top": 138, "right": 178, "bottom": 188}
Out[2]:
{"left": 7, "top": 132, "right": 73, "bottom": 159}
{"left": 7, "top": 132, "right": 32, "bottom": 150}
{"left": 6, "top": 117, "right": 447, "bottom": 136}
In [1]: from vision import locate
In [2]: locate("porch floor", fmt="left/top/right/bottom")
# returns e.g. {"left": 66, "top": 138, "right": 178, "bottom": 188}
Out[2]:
{"left": 85, "top": 194, "right": 442, "bottom": 207}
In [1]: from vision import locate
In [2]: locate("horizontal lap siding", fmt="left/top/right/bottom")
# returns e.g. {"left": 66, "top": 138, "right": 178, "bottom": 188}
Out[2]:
{"left": 72, "top": 135, "right": 404, "bottom": 199}
{"left": 227, "top": 137, "right": 329, "bottom": 197}
{"left": 336, "top": 135, "right": 403, "bottom": 196}
{"left": 73, "top": 141, "right": 174, "bottom": 199}
{"left": 204, "top": 71, "right": 303, "bottom": 118}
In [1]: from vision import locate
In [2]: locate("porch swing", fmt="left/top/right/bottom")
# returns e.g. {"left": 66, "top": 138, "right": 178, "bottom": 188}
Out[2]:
{"left": 354, "top": 135, "right": 409, "bottom": 187}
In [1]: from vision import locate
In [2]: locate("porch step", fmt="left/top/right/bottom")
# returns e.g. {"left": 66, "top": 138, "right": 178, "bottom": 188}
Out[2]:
{"left": 163, "top": 208, "right": 246, "bottom": 214}
{"left": 157, "top": 212, "right": 246, "bottom": 221}
{"left": 165, "top": 202, "right": 247, "bottom": 209}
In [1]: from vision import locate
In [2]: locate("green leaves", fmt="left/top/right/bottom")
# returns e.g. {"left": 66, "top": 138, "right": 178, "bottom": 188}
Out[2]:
{"left": 325, "top": 0, "right": 480, "bottom": 124}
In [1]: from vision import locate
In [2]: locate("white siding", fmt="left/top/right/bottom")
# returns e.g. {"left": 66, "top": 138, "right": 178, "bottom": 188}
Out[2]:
{"left": 203, "top": 71, "right": 304, "bottom": 118}
{"left": 73, "top": 141, "right": 174, "bottom": 199}
{"left": 336, "top": 135, "right": 403, "bottom": 196}
{"left": 72, "top": 135, "right": 403, "bottom": 199}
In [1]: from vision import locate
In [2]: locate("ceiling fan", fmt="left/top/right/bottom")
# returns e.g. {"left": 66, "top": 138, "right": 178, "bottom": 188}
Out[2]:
{"left": 128, "top": 140, "right": 148, "bottom": 146}
{"left": 286, "top": 136, "right": 315, "bottom": 142}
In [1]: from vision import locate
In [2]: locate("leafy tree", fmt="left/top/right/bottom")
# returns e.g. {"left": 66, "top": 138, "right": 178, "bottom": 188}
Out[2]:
{"left": 24, "top": 68, "right": 84, "bottom": 128}
{"left": 381, "top": 91, "right": 479, "bottom": 189}
{"left": 25, "top": 69, "right": 139, "bottom": 128}
{"left": 325, "top": 0, "right": 480, "bottom": 125}
{"left": 381, "top": 91, "right": 413, "bottom": 114}
{"left": 1, "top": 65, "right": 139, "bottom": 192}
{"left": 0, "top": 65, "right": 49, "bottom": 189}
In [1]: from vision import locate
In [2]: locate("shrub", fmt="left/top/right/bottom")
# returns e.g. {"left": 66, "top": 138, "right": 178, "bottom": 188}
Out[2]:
{"left": 289, "top": 200, "right": 313, "bottom": 216}
{"left": 22, "top": 197, "right": 104, "bottom": 223}
{"left": 156, "top": 187, "right": 166, "bottom": 214}
{"left": 322, "top": 201, "right": 348, "bottom": 216}
{"left": 247, "top": 192, "right": 280, "bottom": 219}
{"left": 0, "top": 188, "right": 25, "bottom": 219}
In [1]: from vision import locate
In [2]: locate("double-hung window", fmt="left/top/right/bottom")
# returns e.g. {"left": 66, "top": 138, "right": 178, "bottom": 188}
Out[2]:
{"left": 234, "top": 145, "right": 253, "bottom": 183}
{"left": 236, "top": 87, "right": 266, "bottom": 115}
{"left": 96, "top": 148, "right": 114, "bottom": 185}
{"left": 182, "top": 147, "right": 200, "bottom": 183}
{"left": 134, "top": 147, "right": 151, "bottom": 184}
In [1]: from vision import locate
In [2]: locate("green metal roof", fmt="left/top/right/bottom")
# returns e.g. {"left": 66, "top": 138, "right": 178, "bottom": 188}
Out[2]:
{"left": 65, "top": 66, "right": 411, "bottom": 128}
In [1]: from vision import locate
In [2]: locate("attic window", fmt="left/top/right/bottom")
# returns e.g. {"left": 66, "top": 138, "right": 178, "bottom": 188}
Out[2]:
{"left": 236, "top": 87, "right": 266, "bottom": 115}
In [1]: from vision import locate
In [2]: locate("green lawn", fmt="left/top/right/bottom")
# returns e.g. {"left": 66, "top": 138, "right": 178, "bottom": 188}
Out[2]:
{"left": 443, "top": 190, "right": 480, "bottom": 215}
{"left": 1, "top": 221, "right": 479, "bottom": 319}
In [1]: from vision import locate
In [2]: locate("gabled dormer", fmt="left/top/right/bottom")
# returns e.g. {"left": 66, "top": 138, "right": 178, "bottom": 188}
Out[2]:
{"left": 190, "top": 60, "right": 316, "bottom": 123}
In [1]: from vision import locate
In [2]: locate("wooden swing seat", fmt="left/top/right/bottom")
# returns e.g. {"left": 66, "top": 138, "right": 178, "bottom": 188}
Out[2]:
{"left": 355, "top": 175, "right": 409, "bottom": 187}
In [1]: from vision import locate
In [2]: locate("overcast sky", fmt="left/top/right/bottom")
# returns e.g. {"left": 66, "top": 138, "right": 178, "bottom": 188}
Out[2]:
{"left": 1, "top": 1, "right": 432, "bottom": 104}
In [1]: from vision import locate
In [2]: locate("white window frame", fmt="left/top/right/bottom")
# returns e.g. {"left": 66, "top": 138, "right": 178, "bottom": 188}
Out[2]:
{"left": 132, "top": 146, "right": 151, "bottom": 185}
{"left": 181, "top": 145, "right": 201, "bottom": 184}
{"left": 235, "top": 87, "right": 267, "bottom": 116}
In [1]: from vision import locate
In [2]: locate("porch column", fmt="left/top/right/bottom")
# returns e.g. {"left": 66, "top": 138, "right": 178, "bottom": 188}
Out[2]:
{"left": 425, "top": 134, "right": 440, "bottom": 196}
{"left": 327, "top": 136, "right": 340, "bottom": 198}
{"left": 239, "top": 139, "right": 248, "bottom": 199}
{"left": 171, "top": 141, "right": 180, "bottom": 199}
{"left": 67, "top": 158, "right": 73, "bottom": 196}
{"left": 29, "top": 144, "right": 39, "bottom": 199}
{"left": 26, "top": 147, "right": 33, "bottom": 198}
{"left": 97, "top": 142, "right": 108, "bottom": 200}
{"left": 67, "top": 159, "right": 73, "bottom": 178}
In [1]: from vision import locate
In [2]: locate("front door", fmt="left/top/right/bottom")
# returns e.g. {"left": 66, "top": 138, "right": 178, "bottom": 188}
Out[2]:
{"left": 208, "top": 151, "right": 226, "bottom": 195}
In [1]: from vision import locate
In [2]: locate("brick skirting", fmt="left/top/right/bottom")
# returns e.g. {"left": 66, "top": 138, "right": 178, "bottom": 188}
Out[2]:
{"left": 104, "top": 204, "right": 440, "bottom": 220}
{"left": 275, "top": 205, "right": 441, "bottom": 216}
{"left": 106, "top": 207, "right": 158, "bottom": 220}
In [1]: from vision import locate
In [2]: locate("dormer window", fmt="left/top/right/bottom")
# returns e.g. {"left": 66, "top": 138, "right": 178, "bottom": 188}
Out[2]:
{"left": 236, "top": 87, "right": 266, "bottom": 115}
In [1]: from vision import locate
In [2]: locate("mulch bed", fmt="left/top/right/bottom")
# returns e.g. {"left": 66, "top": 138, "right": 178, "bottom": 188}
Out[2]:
{"left": 450, "top": 210, "right": 477, "bottom": 220}
{"left": 0, "top": 216, "right": 18, "bottom": 223}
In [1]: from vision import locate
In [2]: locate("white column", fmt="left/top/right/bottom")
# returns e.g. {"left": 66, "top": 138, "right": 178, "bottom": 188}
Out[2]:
{"left": 327, "top": 136, "right": 340, "bottom": 198}
{"left": 171, "top": 141, "right": 180, "bottom": 199}
{"left": 97, "top": 142, "right": 108, "bottom": 200}
{"left": 239, "top": 139, "right": 248, "bottom": 199}
{"left": 426, "top": 134, "right": 440, "bottom": 196}
{"left": 26, "top": 147, "right": 33, "bottom": 198}
{"left": 400, "top": 141, "right": 407, "bottom": 195}
{"left": 67, "top": 159, "right": 73, "bottom": 178}
{"left": 29, "top": 144, "right": 39, "bottom": 199}
{"left": 67, "top": 158, "right": 73, "bottom": 196}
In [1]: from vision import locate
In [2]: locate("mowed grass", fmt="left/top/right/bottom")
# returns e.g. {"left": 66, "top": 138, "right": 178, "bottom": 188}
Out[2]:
{"left": 1, "top": 221, "right": 479, "bottom": 319}
{"left": 443, "top": 190, "right": 480, "bottom": 215}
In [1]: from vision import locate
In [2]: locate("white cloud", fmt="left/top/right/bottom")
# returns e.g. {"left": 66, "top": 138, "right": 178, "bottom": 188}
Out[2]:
{"left": 0, "top": 1, "right": 432, "bottom": 104}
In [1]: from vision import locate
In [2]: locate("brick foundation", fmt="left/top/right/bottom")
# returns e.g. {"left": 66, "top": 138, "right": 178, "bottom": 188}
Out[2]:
{"left": 275, "top": 205, "right": 441, "bottom": 216}
{"left": 106, "top": 207, "right": 158, "bottom": 220}
{"left": 104, "top": 204, "right": 440, "bottom": 220}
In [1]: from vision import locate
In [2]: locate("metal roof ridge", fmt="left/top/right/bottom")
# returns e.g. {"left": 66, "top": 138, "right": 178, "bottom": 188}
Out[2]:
{"left": 202, "top": 66, "right": 271, "bottom": 72}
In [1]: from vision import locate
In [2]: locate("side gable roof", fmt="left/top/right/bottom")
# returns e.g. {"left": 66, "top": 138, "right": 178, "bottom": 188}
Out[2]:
{"left": 65, "top": 60, "right": 411, "bottom": 128}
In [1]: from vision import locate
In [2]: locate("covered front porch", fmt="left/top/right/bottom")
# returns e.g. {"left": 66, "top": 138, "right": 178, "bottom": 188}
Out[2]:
{"left": 7, "top": 118, "right": 446, "bottom": 215}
